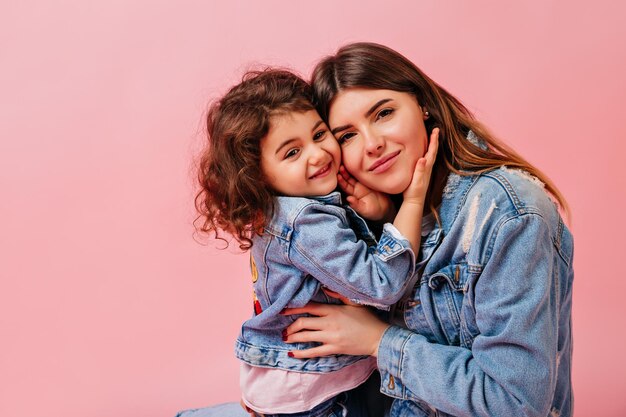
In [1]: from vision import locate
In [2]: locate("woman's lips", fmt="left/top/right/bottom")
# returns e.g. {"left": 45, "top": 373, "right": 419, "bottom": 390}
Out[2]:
{"left": 368, "top": 151, "right": 400, "bottom": 173}
{"left": 309, "top": 162, "right": 332, "bottom": 179}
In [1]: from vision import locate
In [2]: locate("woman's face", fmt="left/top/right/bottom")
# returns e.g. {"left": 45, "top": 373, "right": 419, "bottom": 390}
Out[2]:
{"left": 328, "top": 88, "right": 429, "bottom": 195}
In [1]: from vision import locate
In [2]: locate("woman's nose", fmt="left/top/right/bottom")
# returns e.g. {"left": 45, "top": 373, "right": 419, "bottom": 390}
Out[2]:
{"left": 363, "top": 130, "right": 384, "bottom": 155}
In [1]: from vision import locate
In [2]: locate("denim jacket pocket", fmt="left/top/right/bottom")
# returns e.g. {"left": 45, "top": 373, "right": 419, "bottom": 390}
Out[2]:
{"left": 424, "top": 263, "right": 481, "bottom": 347}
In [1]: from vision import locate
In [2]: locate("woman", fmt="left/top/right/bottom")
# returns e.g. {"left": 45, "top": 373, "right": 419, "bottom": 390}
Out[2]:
{"left": 282, "top": 42, "right": 574, "bottom": 417}
{"left": 178, "top": 42, "right": 573, "bottom": 417}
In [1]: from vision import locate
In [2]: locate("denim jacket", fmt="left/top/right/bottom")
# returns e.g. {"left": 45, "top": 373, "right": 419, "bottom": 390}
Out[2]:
{"left": 376, "top": 167, "right": 574, "bottom": 417}
{"left": 235, "top": 191, "right": 417, "bottom": 372}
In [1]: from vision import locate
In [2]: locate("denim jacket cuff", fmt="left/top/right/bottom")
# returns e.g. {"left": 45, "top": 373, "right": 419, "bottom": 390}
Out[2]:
{"left": 376, "top": 325, "right": 414, "bottom": 399}
{"left": 378, "top": 223, "right": 416, "bottom": 267}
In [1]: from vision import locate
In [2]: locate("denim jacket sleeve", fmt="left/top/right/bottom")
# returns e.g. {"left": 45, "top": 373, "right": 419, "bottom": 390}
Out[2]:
{"left": 377, "top": 213, "right": 560, "bottom": 417}
{"left": 288, "top": 203, "right": 417, "bottom": 308}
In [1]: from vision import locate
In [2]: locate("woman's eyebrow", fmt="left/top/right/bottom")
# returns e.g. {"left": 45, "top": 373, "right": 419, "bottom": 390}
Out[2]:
{"left": 365, "top": 99, "right": 392, "bottom": 117}
{"left": 331, "top": 98, "right": 393, "bottom": 135}
{"left": 331, "top": 125, "right": 350, "bottom": 135}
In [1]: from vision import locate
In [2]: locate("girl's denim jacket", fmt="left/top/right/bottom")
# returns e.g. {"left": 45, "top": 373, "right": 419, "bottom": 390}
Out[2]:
{"left": 235, "top": 192, "right": 417, "bottom": 372}
{"left": 376, "top": 166, "right": 574, "bottom": 417}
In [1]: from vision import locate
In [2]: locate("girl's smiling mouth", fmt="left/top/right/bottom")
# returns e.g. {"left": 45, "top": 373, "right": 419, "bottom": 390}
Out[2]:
{"left": 309, "top": 162, "right": 332, "bottom": 179}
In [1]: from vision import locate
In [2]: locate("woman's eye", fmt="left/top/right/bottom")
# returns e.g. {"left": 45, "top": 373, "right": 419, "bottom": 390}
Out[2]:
{"left": 337, "top": 132, "right": 356, "bottom": 145}
{"left": 376, "top": 108, "right": 394, "bottom": 120}
{"left": 313, "top": 130, "right": 327, "bottom": 141}
{"left": 285, "top": 148, "right": 300, "bottom": 159}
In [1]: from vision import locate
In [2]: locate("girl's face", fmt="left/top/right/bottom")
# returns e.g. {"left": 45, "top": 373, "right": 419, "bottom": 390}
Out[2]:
{"left": 260, "top": 110, "right": 341, "bottom": 197}
{"left": 328, "top": 88, "right": 429, "bottom": 195}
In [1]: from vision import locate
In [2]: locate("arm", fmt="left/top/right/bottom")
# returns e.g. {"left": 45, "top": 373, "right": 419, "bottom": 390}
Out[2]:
{"left": 392, "top": 128, "right": 438, "bottom": 253}
{"left": 285, "top": 213, "right": 560, "bottom": 417}
{"left": 289, "top": 205, "right": 416, "bottom": 307}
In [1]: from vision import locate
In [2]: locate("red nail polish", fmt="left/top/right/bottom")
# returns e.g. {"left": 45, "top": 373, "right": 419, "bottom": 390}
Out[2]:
{"left": 282, "top": 329, "right": 287, "bottom": 338}
{"left": 288, "top": 351, "right": 294, "bottom": 357}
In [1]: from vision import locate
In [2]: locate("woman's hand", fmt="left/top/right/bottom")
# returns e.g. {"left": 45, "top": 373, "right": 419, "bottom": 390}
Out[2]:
{"left": 338, "top": 166, "right": 395, "bottom": 221}
{"left": 402, "top": 128, "right": 439, "bottom": 204}
{"left": 282, "top": 303, "right": 390, "bottom": 358}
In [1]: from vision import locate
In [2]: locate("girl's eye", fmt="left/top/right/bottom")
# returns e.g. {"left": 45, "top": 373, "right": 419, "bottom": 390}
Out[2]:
{"left": 313, "top": 130, "right": 327, "bottom": 141}
{"left": 376, "top": 108, "right": 394, "bottom": 120}
{"left": 337, "top": 132, "right": 356, "bottom": 145}
{"left": 285, "top": 148, "right": 300, "bottom": 159}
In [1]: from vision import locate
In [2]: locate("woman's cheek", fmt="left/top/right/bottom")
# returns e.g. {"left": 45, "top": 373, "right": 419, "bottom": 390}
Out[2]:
{"left": 340, "top": 145, "right": 361, "bottom": 177}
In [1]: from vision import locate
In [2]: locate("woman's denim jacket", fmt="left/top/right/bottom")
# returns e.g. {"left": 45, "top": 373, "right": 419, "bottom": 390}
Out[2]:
{"left": 235, "top": 191, "right": 417, "bottom": 373}
{"left": 376, "top": 166, "right": 574, "bottom": 417}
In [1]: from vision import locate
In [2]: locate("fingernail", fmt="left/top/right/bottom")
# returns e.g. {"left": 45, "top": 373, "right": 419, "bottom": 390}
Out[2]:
{"left": 282, "top": 330, "right": 288, "bottom": 341}
{"left": 279, "top": 308, "right": 286, "bottom": 315}
{"left": 287, "top": 351, "right": 294, "bottom": 357}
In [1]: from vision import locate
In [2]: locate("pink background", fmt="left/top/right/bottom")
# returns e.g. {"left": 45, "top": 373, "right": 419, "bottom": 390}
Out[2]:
{"left": 1, "top": 1, "right": 624, "bottom": 416}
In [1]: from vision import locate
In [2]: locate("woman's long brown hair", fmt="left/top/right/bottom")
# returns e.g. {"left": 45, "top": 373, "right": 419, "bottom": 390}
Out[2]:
{"left": 311, "top": 42, "right": 569, "bottom": 220}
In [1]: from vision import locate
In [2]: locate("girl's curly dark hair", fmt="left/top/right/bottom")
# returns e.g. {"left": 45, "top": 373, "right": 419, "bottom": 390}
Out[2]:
{"left": 194, "top": 69, "right": 315, "bottom": 250}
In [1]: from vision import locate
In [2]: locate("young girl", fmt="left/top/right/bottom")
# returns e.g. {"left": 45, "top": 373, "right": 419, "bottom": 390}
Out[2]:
{"left": 194, "top": 69, "right": 438, "bottom": 416}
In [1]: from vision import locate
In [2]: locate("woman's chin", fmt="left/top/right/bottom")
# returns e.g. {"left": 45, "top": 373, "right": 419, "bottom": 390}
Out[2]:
{"left": 366, "top": 179, "right": 411, "bottom": 195}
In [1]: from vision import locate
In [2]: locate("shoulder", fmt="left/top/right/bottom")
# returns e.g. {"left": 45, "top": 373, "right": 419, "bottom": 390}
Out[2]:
{"left": 476, "top": 167, "right": 559, "bottom": 219}
{"left": 440, "top": 167, "right": 563, "bottom": 240}
{"left": 265, "top": 195, "right": 347, "bottom": 238}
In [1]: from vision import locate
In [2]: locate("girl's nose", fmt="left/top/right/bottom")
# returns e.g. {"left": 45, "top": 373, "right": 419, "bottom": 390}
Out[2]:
{"left": 308, "top": 143, "right": 327, "bottom": 165}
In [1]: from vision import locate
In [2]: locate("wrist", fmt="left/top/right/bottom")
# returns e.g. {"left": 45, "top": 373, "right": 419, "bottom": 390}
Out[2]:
{"left": 371, "top": 324, "right": 391, "bottom": 357}
{"left": 402, "top": 197, "right": 426, "bottom": 207}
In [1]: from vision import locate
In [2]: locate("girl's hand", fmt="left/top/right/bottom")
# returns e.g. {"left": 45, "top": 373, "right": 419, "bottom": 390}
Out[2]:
{"left": 281, "top": 303, "right": 390, "bottom": 358}
{"left": 402, "top": 128, "right": 439, "bottom": 204}
{"left": 338, "top": 166, "right": 395, "bottom": 221}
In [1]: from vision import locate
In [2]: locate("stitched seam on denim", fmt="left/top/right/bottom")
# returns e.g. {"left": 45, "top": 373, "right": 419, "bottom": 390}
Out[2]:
{"left": 554, "top": 257, "right": 561, "bottom": 316}
{"left": 260, "top": 238, "right": 273, "bottom": 305}
{"left": 484, "top": 213, "right": 550, "bottom": 292}
{"left": 418, "top": 280, "right": 445, "bottom": 342}
{"left": 484, "top": 212, "right": 520, "bottom": 263}
{"left": 460, "top": 317, "right": 475, "bottom": 348}
{"left": 484, "top": 171, "right": 524, "bottom": 213}
{"left": 459, "top": 307, "right": 473, "bottom": 347}
{"left": 554, "top": 218, "right": 572, "bottom": 266}
{"left": 397, "top": 332, "right": 412, "bottom": 399}
{"left": 442, "top": 284, "right": 460, "bottom": 345}
{"left": 449, "top": 174, "right": 481, "bottom": 229}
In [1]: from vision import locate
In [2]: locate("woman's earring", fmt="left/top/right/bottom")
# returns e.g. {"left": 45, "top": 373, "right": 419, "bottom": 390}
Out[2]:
{"left": 424, "top": 109, "right": 430, "bottom": 119}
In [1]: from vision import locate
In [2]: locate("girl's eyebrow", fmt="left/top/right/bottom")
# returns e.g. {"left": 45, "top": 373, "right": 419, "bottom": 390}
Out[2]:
{"left": 330, "top": 98, "right": 393, "bottom": 135}
{"left": 311, "top": 120, "right": 324, "bottom": 132}
{"left": 274, "top": 138, "right": 298, "bottom": 155}
{"left": 274, "top": 120, "right": 325, "bottom": 155}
